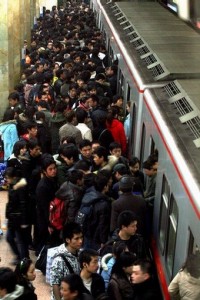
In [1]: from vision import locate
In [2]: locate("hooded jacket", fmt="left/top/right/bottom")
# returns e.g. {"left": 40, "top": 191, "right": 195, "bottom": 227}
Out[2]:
{"left": 0, "top": 120, "right": 19, "bottom": 161}
{"left": 1, "top": 284, "right": 26, "bottom": 300}
{"left": 106, "top": 119, "right": 127, "bottom": 155}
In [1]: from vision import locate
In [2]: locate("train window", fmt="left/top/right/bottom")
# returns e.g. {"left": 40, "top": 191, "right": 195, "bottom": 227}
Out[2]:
{"left": 130, "top": 102, "right": 136, "bottom": 156}
{"left": 126, "top": 83, "right": 130, "bottom": 102}
{"left": 159, "top": 175, "right": 170, "bottom": 253}
{"left": 188, "top": 229, "right": 200, "bottom": 255}
{"left": 166, "top": 195, "right": 178, "bottom": 279}
{"left": 118, "top": 72, "right": 124, "bottom": 97}
{"left": 140, "top": 123, "right": 146, "bottom": 164}
{"left": 150, "top": 137, "right": 155, "bottom": 156}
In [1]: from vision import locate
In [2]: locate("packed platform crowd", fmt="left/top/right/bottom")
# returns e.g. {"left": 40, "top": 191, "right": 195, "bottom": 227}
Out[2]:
{"left": 0, "top": 2, "right": 165, "bottom": 300}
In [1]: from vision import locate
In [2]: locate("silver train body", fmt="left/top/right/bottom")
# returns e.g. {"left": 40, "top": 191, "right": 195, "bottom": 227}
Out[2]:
{"left": 91, "top": 0, "right": 200, "bottom": 298}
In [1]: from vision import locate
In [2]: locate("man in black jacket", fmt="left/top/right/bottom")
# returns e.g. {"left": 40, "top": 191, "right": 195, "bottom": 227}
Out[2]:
{"left": 131, "top": 259, "right": 163, "bottom": 300}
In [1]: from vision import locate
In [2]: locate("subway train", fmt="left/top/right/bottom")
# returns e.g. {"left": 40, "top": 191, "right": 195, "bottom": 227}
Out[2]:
{"left": 90, "top": 0, "right": 200, "bottom": 299}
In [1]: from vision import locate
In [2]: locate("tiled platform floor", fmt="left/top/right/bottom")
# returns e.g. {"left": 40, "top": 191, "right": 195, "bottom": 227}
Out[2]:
{"left": 0, "top": 191, "right": 51, "bottom": 299}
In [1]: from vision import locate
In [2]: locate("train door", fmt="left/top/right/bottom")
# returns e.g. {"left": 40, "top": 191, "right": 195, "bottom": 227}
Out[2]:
{"left": 189, "top": 0, "right": 200, "bottom": 28}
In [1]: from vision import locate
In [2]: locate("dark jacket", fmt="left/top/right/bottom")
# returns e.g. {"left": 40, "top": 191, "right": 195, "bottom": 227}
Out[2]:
{"left": 82, "top": 186, "right": 111, "bottom": 244}
{"left": 36, "top": 121, "right": 52, "bottom": 154}
{"left": 17, "top": 279, "right": 37, "bottom": 300}
{"left": 92, "top": 127, "right": 114, "bottom": 150}
{"left": 6, "top": 178, "right": 29, "bottom": 228}
{"left": 83, "top": 273, "right": 106, "bottom": 300}
{"left": 50, "top": 112, "right": 66, "bottom": 154}
{"left": 108, "top": 273, "right": 134, "bottom": 300}
{"left": 91, "top": 108, "right": 108, "bottom": 128}
{"left": 36, "top": 176, "right": 58, "bottom": 233}
{"left": 55, "top": 181, "right": 84, "bottom": 222}
{"left": 133, "top": 278, "right": 162, "bottom": 300}
{"left": 110, "top": 192, "right": 147, "bottom": 236}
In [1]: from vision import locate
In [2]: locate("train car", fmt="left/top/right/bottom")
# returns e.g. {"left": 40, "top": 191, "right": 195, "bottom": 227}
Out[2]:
{"left": 91, "top": 0, "right": 200, "bottom": 298}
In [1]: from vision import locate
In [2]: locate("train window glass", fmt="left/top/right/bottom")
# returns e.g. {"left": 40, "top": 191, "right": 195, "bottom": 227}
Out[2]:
{"left": 140, "top": 123, "right": 146, "bottom": 164}
{"left": 166, "top": 195, "right": 178, "bottom": 279}
{"left": 126, "top": 83, "right": 130, "bottom": 102}
{"left": 188, "top": 229, "right": 200, "bottom": 255}
{"left": 118, "top": 73, "right": 124, "bottom": 97}
{"left": 130, "top": 102, "right": 136, "bottom": 156}
{"left": 150, "top": 137, "right": 155, "bottom": 156}
{"left": 159, "top": 175, "right": 170, "bottom": 253}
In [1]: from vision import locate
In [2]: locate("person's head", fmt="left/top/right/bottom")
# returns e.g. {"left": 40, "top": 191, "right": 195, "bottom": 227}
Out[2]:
{"left": 79, "top": 140, "right": 92, "bottom": 159}
{"left": 112, "top": 241, "right": 129, "bottom": 259}
{"left": 112, "top": 95, "right": 123, "bottom": 108}
{"left": 119, "top": 175, "right": 134, "bottom": 193}
{"left": 87, "top": 94, "right": 99, "bottom": 109}
{"left": 41, "top": 154, "right": 57, "bottom": 178}
{"left": 112, "top": 252, "right": 136, "bottom": 277}
{"left": 13, "top": 140, "right": 27, "bottom": 157}
{"left": 113, "top": 164, "right": 128, "bottom": 181}
{"left": 68, "top": 170, "right": 84, "bottom": 186}
{"left": 79, "top": 249, "right": 99, "bottom": 273}
{"left": 25, "top": 121, "right": 38, "bottom": 138}
{"left": 15, "top": 258, "right": 36, "bottom": 282}
{"left": 4, "top": 167, "right": 22, "bottom": 185}
{"left": 107, "top": 106, "right": 120, "bottom": 124}
{"left": 117, "top": 210, "right": 138, "bottom": 236}
{"left": 143, "top": 160, "right": 157, "bottom": 177}
{"left": 131, "top": 259, "right": 152, "bottom": 284}
{"left": 60, "top": 136, "right": 76, "bottom": 145}
{"left": 62, "top": 222, "right": 83, "bottom": 252}
{"left": 74, "top": 160, "right": 90, "bottom": 174}
{"left": 60, "top": 274, "right": 85, "bottom": 300}
{"left": 59, "top": 144, "right": 79, "bottom": 166}
{"left": 35, "top": 111, "right": 46, "bottom": 122}
{"left": 0, "top": 267, "right": 17, "bottom": 297}
{"left": 182, "top": 252, "right": 200, "bottom": 278}
{"left": 37, "top": 100, "right": 49, "bottom": 110}
{"left": 8, "top": 92, "right": 19, "bottom": 108}
{"left": 94, "top": 175, "right": 109, "bottom": 194}
{"left": 91, "top": 141, "right": 101, "bottom": 153}
{"left": 129, "top": 157, "right": 140, "bottom": 175}
{"left": 93, "top": 146, "right": 108, "bottom": 166}
{"left": 27, "top": 138, "right": 41, "bottom": 157}
{"left": 76, "top": 108, "right": 88, "bottom": 124}
{"left": 109, "top": 142, "right": 122, "bottom": 158}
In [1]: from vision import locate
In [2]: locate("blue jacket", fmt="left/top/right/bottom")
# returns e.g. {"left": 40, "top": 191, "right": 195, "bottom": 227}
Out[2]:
{"left": 0, "top": 120, "right": 19, "bottom": 161}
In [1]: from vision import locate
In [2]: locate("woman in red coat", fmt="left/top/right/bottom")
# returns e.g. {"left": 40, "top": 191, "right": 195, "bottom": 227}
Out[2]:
{"left": 106, "top": 106, "right": 127, "bottom": 155}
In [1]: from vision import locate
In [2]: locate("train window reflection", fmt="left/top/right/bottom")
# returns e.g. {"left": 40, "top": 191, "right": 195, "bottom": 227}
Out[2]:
{"left": 140, "top": 123, "right": 146, "bottom": 164}
{"left": 188, "top": 229, "right": 199, "bottom": 255}
{"left": 159, "top": 175, "right": 170, "bottom": 253}
{"left": 166, "top": 194, "right": 178, "bottom": 279}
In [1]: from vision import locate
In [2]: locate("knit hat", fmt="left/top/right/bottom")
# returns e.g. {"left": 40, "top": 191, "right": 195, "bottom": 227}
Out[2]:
{"left": 119, "top": 175, "right": 134, "bottom": 191}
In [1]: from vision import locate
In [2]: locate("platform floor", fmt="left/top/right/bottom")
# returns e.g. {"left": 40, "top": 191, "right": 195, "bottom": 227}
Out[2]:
{"left": 0, "top": 191, "right": 51, "bottom": 299}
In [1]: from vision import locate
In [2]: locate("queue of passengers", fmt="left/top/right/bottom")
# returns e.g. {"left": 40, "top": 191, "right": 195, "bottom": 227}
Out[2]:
{"left": 0, "top": 2, "right": 161, "bottom": 300}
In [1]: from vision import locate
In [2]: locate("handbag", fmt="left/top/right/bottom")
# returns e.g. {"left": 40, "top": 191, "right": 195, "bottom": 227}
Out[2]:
{"left": 35, "top": 245, "right": 49, "bottom": 275}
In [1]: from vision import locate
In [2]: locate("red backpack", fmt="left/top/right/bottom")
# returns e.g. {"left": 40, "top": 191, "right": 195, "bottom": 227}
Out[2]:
{"left": 49, "top": 197, "right": 66, "bottom": 230}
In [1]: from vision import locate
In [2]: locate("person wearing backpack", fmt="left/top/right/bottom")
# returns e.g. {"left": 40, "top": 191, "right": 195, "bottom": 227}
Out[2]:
{"left": 50, "top": 222, "right": 83, "bottom": 300}
{"left": 78, "top": 174, "right": 112, "bottom": 250}
{"left": 49, "top": 170, "right": 84, "bottom": 232}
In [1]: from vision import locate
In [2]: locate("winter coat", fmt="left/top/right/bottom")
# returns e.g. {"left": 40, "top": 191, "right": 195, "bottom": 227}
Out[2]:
{"left": 59, "top": 122, "right": 82, "bottom": 147}
{"left": 17, "top": 279, "right": 37, "bottom": 300}
{"left": 0, "top": 120, "right": 19, "bottom": 161}
{"left": 110, "top": 192, "right": 147, "bottom": 236}
{"left": 36, "top": 121, "right": 52, "bottom": 154}
{"left": 36, "top": 176, "right": 58, "bottom": 233}
{"left": 83, "top": 273, "right": 106, "bottom": 300}
{"left": 107, "top": 273, "right": 134, "bottom": 300}
{"left": 168, "top": 270, "right": 200, "bottom": 300}
{"left": 133, "top": 278, "right": 162, "bottom": 300}
{"left": 50, "top": 112, "right": 66, "bottom": 154}
{"left": 55, "top": 181, "right": 84, "bottom": 222}
{"left": 101, "top": 255, "right": 115, "bottom": 289}
{"left": 6, "top": 178, "right": 29, "bottom": 228}
{"left": 91, "top": 108, "right": 108, "bottom": 128}
{"left": 106, "top": 119, "right": 127, "bottom": 155}
{"left": 82, "top": 186, "right": 111, "bottom": 244}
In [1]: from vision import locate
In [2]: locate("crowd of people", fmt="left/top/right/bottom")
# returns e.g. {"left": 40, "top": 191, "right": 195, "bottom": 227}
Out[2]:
{"left": 0, "top": 2, "right": 163, "bottom": 300}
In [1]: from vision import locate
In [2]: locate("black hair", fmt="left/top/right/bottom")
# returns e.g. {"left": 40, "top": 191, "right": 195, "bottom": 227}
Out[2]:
{"left": 38, "top": 100, "right": 49, "bottom": 109}
{"left": 61, "top": 274, "right": 86, "bottom": 297}
{"left": 129, "top": 157, "right": 140, "bottom": 167}
{"left": 65, "top": 110, "right": 76, "bottom": 123}
{"left": 59, "top": 144, "right": 79, "bottom": 161}
{"left": 74, "top": 160, "right": 90, "bottom": 173}
{"left": 133, "top": 259, "right": 153, "bottom": 277}
{"left": 8, "top": 92, "right": 20, "bottom": 101}
{"left": 14, "top": 258, "right": 33, "bottom": 284}
{"left": 112, "top": 241, "right": 128, "bottom": 259}
{"left": 109, "top": 142, "right": 122, "bottom": 151}
{"left": 13, "top": 140, "right": 27, "bottom": 157}
{"left": 93, "top": 146, "right": 108, "bottom": 162}
{"left": 112, "top": 94, "right": 123, "bottom": 104}
{"left": 79, "top": 139, "right": 92, "bottom": 150}
{"left": 117, "top": 210, "right": 138, "bottom": 229}
{"left": 111, "top": 252, "right": 136, "bottom": 276}
{"left": 0, "top": 267, "right": 17, "bottom": 294}
{"left": 27, "top": 138, "right": 39, "bottom": 150}
{"left": 76, "top": 108, "right": 88, "bottom": 123}
{"left": 68, "top": 170, "right": 84, "bottom": 184}
{"left": 25, "top": 121, "right": 37, "bottom": 131}
{"left": 41, "top": 154, "right": 55, "bottom": 171}
{"left": 62, "top": 222, "right": 82, "bottom": 242}
{"left": 5, "top": 167, "right": 22, "bottom": 179}
{"left": 107, "top": 106, "right": 120, "bottom": 124}
{"left": 60, "top": 136, "right": 76, "bottom": 145}
{"left": 79, "top": 249, "right": 99, "bottom": 269}
{"left": 35, "top": 111, "right": 45, "bottom": 121}
{"left": 94, "top": 175, "right": 108, "bottom": 192}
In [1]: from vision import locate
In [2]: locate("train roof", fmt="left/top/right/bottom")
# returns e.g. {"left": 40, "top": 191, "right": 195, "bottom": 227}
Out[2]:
{"left": 102, "top": 1, "right": 200, "bottom": 80}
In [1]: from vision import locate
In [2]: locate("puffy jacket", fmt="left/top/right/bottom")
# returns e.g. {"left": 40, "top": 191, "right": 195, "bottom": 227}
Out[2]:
{"left": 0, "top": 120, "right": 19, "bottom": 161}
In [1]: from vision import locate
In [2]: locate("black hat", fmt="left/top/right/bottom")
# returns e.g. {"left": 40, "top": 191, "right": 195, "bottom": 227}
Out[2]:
{"left": 119, "top": 175, "right": 134, "bottom": 191}
{"left": 113, "top": 163, "right": 127, "bottom": 174}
